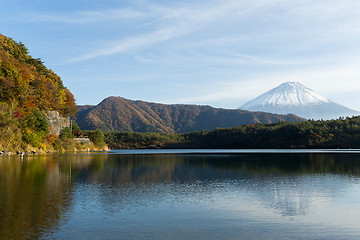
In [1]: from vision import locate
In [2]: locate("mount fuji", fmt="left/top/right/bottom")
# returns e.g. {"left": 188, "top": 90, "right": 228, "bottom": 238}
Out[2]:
{"left": 239, "top": 82, "right": 359, "bottom": 120}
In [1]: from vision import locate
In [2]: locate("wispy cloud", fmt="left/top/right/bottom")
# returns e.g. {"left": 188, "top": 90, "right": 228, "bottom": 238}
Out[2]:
{"left": 26, "top": 8, "right": 148, "bottom": 23}
{"left": 141, "top": 9, "right": 187, "bottom": 27}
{"left": 176, "top": 59, "right": 360, "bottom": 108}
{"left": 67, "top": 1, "right": 245, "bottom": 62}
{"left": 65, "top": 0, "right": 360, "bottom": 63}
{"left": 68, "top": 27, "right": 183, "bottom": 62}
{"left": 9, "top": 0, "right": 360, "bottom": 109}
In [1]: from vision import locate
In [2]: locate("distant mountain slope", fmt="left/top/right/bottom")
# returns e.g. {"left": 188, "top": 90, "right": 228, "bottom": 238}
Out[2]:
{"left": 240, "top": 82, "right": 360, "bottom": 120}
{"left": 76, "top": 97, "right": 305, "bottom": 133}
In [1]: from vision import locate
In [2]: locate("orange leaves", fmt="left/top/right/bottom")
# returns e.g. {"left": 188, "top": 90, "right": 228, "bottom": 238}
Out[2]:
{"left": 21, "top": 96, "right": 37, "bottom": 114}
{"left": 62, "top": 88, "right": 77, "bottom": 117}
{"left": 46, "top": 132, "right": 58, "bottom": 145}
{"left": 0, "top": 35, "right": 77, "bottom": 117}
{"left": 13, "top": 111, "right": 23, "bottom": 118}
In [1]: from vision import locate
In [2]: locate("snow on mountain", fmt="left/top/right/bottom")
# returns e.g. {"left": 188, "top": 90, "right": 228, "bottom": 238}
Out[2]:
{"left": 242, "top": 82, "right": 330, "bottom": 107}
{"left": 240, "top": 82, "right": 359, "bottom": 120}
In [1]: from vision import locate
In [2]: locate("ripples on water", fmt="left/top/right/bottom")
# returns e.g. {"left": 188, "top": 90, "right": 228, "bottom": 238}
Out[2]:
{"left": 1, "top": 150, "right": 360, "bottom": 239}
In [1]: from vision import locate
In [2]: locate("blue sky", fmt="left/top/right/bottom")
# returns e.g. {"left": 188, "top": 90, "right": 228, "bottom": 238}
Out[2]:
{"left": 1, "top": 0, "right": 360, "bottom": 110}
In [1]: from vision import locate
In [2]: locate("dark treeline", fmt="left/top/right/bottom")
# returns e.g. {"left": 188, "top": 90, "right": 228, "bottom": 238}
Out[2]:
{"left": 105, "top": 131, "right": 183, "bottom": 149}
{"left": 105, "top": 116, "right": 360, "bottom": 149}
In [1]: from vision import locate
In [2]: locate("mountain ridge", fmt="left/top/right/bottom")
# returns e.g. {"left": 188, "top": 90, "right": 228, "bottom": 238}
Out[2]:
{"left": 76, "top": 96, "right": 305, "bottom": 133}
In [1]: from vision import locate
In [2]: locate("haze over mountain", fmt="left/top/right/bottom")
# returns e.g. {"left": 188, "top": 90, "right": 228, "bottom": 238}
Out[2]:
{"left": 76, "top": 97, "right": 304, "bottom": 133}
{"left": 240, "top": 82, "right": 360, "bottom": 120}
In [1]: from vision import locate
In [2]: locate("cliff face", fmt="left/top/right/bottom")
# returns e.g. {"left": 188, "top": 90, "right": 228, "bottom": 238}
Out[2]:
{"left": 45, "top": 111, "right": 70, "bottom": 136}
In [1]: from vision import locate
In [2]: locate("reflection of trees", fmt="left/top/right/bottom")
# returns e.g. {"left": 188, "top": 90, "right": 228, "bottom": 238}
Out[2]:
{"left": 74, "top": 153, "right": 360, "bottom": 185}
{"left": 2, "top": 152, "right": 358, "bottom": 238}
{"left": 189, "top": 153, "right": 360, "bottom": 176}
{"left": 187, "top": 153, "right": 360, "bottom": 217}
{"left": 72, "top": 153, "right": 360, "bottom": 218}
{"left": 0, "top": 155, "right": 74, "bottom": 239}
{"left": 185, "top": 153, "right": 360, "bottom": 217}
{"left": 74, "top": 155, "right": 179, "bottom": 185}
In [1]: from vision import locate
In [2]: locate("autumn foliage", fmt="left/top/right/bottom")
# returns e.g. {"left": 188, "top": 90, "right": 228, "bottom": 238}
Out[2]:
{"left": 0, "top": 34, "right": 77, "bottom": 151}
{"left": 0, "top": 34, "right": 77, "bottom": 117}
{"left": 76, "top": 96, "right": 304, "bottom": 133}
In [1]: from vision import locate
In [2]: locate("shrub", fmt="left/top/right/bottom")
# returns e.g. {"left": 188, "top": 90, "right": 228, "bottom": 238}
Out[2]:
{"left": 88, "top": 129, "right": 105, "bottom": 145}
{"left": 59, "top": 127, "right": 74, "bottom": 140}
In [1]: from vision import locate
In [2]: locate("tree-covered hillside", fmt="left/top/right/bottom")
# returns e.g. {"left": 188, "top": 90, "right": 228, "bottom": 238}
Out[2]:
{"left": 105, "top": 116, "right": 360, "bottom": 149}
{"left": 0, "top": 35, "right": 77, "bottom": 151}
{"left": 0, "top": 35, "right": 77, "bottom": 116}
{"left": 77, "top": 96, "right": 305, "bottom": 133}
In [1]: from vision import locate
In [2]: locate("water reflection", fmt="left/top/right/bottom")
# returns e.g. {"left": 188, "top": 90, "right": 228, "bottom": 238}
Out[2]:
{"left": 0, "top": 155, "right": 73, "bottom": 239}
{"left": 73, "top": 153, "right": 360, "bottom": 182}
{"left": 1, "top": 152, "right": 360, "bottom": 239}
{"left": 72, "top": 153, "right": 360, "bottom": 217}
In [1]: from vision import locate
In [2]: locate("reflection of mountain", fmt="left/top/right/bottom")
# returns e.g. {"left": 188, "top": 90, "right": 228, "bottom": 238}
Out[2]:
{"left": 2, "top": 152, "right": 360, "bottom": 238}
{"left": 72, "top": 153, "right": 360, "bottom": 218}
{"left": 74, "top": 153, "right": 360, "bottom": 184}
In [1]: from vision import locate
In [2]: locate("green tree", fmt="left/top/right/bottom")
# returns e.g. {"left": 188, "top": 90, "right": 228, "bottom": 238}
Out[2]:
{"left": 88, "top": 130, "right": 105, "bottom": 145}
{"left": 59, "top": 127, "right": 74, "bottom": 140}
{"left": 71, "top": 120, "right": 81, "bottom": 137}
{"left": 22, "top": 109, "right": 49, "bottom": 147}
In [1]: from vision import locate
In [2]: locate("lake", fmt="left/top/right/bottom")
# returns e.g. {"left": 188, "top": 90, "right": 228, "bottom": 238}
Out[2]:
{"left": 1, "top": 149, "right": 360, "bottom": 239}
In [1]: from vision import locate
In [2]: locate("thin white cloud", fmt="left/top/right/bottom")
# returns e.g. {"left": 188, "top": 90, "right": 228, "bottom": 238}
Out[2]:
{"left": 66, "top": 0, "right": 360, "bottom": 63}
{"left": 26, "top": 8, "right": 147, "bottom": 23}
{"left": 11, "top": 0, "right": 360, "bottom": 109}
{"left": 68, "top": 1, "right": 248, "bottom": 62}
{"left": 68, "top": 26, "right": 187, "bottom": 62}
{"left": 135, "top": 50, "right": 337, "bottom": 68}
{"left": 141, "top": 9, "right": 187, "bottom": 27}
{"left": 176, "top": 59, "right": 360, "bottom": 108}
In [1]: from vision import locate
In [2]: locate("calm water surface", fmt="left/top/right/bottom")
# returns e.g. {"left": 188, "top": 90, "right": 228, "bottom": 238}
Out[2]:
{"left": 1, "top": 149, "right": 360, "bottom": 239}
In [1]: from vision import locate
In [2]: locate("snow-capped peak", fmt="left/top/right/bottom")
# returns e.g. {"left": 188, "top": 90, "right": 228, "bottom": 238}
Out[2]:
{"left": 241, "top": 82, "right": 330, "bottom": 109}
{"left": 239, "top": 82, "right": 359, "bottom": 120}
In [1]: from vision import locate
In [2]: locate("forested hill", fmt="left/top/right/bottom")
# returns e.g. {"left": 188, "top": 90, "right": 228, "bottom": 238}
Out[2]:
{"left": 0, "top": 35, "right": 77, "bottom": 151}
{"left": 0, "top": 35, "right": 76, "bottom": 116}
{"left": 77, "top": 96, "right": 305, "bottom": 133}
{"left": 104, "top": 115, "right": 360, "bottom": 149}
